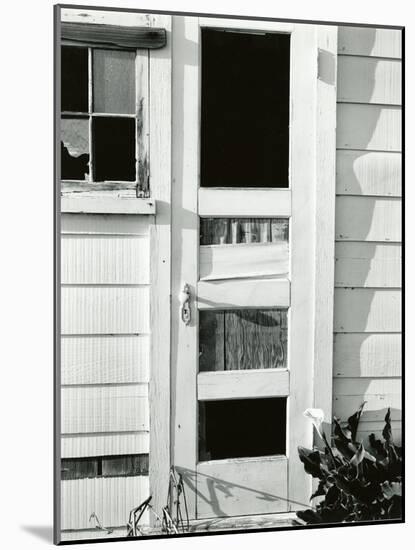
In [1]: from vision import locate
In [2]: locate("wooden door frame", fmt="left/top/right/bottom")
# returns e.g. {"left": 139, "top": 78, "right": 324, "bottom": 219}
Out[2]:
{"left": 152, "top": 15, "right": 337, "bottom": 520}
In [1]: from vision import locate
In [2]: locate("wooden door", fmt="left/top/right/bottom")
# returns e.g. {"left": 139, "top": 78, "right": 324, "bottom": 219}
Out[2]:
{"left": 171, "top": 16, "right": 318, "bottom": 520}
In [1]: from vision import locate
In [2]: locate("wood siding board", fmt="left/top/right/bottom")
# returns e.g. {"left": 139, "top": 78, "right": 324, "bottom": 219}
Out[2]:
{"left": 61, "top": 197, "right": 155, "bottom": 214}
{"left": 61, "top": 476, "right": 150, "bottom": 530}
{"left": 61, "top": 286, "right": 150, "bottom": 335}
{"left": 337, "top": 56, "right": 401, "bottom": 105}
{"left": 197, "top": 279, "right": 290, "bottom": 309}
{"left": 61, "top": 235, "right": 150, "bottom": 284}
{"left": 61, "top": 432, "right": 149, "bottom": 458}
{"left": 337, "top": 27, "right": 402, "bottom": 59}
{"left": 61, "top": 8, "right": 152, "bottom": 28}
{"left": 336, "top": 104, "right": 401, "bottom": 152}
{"left": 61, "top": 385, "right": 149, "bottom": 433}
{"left": 333, "top": 395, "right": 401, "bottom": 422}
{"left": 335, "top": 196, "right": 401, "bottom": 242}
{"left": 334, "top": 288, "right": 401, "bottom": 333}
{"left": 61, "top": 335, "right": 149, "bottom": 385}
{"left": 336, "top": 150, "right": 402, "bottom": 197}
{"left": 199, "top": 242, "right": 289, "bottom": 281}
{"left": 333, "top": 333, "right": 401, "bottom": 378}
{"left": 198, "top": 188, "right": 291, "bottom": 217}
{"left": 335, "top": 242, "right": 401, "bottom": 288}
{"left": 61, "top": 213, "right": 149, "bottom": 235}
{"left": 196, "top": 458, "right": 288, "bottom": 518}
{"left": 197, "top": 370, "right": 289, "bottom": 400}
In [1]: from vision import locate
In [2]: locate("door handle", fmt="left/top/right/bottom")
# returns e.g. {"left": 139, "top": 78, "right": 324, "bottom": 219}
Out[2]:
{"left": 179, "top": 284, "right": 191, "bottom": 325}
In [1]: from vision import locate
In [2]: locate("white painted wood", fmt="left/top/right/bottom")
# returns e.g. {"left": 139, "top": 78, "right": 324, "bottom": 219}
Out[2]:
{"left": 334, "top": 376, "right": 401, "bottom": 396}
{"left": 335, "top": 242, "right": 401, "bottom": 288}
{"left": 337, "top": 56, "right": 401, "bottom": 105}
{"left": 61, "top": 476, "right": 149, "bottom": 530}
{"left": 334, "top": 288, "right": 401, "bottom": 333}
{"left": 199, "top": 189, "right": 291, "bottom": 217}
{"left": 197, "top": 369, "right": 289, "bottom": 400}
{"left": 357, "top": 426, "right": 402, "bottom": 446}
{"left": 196, "top": 457, "right": 288, "bottom": 518}
{"left": 337, "top": 27, "right": 402, "bottom": 59}
{"left": 199, "top": 242, "right": 289, "bottom": 281}
{"left": 148, "top": 13, "right": 172, "bottom": 522}
{"left": 197, "top": 278, "right": 290, "bottom": 309}
{"left": 61, "top": 335, "right": 149, "bottom": 385}
{"left": 61, "top": 214, "right": 149, "bottom": 236}
{"left": 61, "top": 236, "right": 149, "bottom": 284}
{"left": 199, "top": 17, "right": 293, "bottom": 32}
{"left": 61, "top": 8, "right": 152, "bottom": 28}
{"left": 336, "top": 150, "right": 401, "bottom": 197}
{"left": 61, "top": 286, "right": 150, "bottom": 335}
{"left": 61, "top": 432, "right": 149, "bottom": 458}
{"left": 313, "top": 26, "right": 337, "bottom": 444}
{"left": 335, "top": 196, "right": 401, "bottom": 242}
{"left": 334, "top": 333, "right": 401, "bottom": 378}
{"left": 61, "top": 197, "right": 156, "bottom": 215}
{"left": 61, "top": 385, "right": 149, "bottom": 434}
{"left": 337, "top": 104, "right": 401, "bottom": 152}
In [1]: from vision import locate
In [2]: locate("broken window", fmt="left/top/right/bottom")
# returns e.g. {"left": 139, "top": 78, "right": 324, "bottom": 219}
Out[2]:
{"left": 60, "top": 45, "right": 144, "bottom": 188}
{"left": 61, "top": 454, "right": 149, "bottom": 480}
{"left": 201, "top": 29, "right": 290, "bottom": 188}
{"left": 199, "top": 397, "right": 287, "bottom": 461}
{"left": 200, "top": 218, "right": 289, "bottom": 245}
{"left": 199, "top": 308, "right": 288, "bottom": 372}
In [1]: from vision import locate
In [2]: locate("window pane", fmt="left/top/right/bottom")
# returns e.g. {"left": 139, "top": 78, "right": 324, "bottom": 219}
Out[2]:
{"left": 61, "top": 46, "right": 88, "bottom": 112}
{"left": 92, "top": 117, "right": 136, "bottom": 181}
{"left": 201, "top": 30, "right": 290, "bottom": 188}
{"left": 61, "top": 117, "right": 89, "bottom": 180}
{"left": 93, "top": 50, "right": 136, "bottom": 114}
{"left": 102, "top": 455, "right": 149, "bottom": 477}
{"left": 200, "top": 218, "right": 289, "bottom": 245}
{"left": 199, "top": 398, "right": 286, "bottom": 461}
{"left": 61, "top": 458, "right": 98, "bottom": 480}
{"left": 199, "top": 309, "right": 287, "bottom": 372}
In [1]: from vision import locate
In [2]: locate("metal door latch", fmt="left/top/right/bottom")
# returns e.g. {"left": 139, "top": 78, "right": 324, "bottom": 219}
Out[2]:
{"left": 179, "top": 284, "right": 191, "bottom": 325}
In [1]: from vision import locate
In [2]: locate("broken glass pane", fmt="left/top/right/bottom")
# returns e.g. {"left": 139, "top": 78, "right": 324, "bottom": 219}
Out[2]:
{"left": 61, "top": 117, "right": 89, "bottom": 180}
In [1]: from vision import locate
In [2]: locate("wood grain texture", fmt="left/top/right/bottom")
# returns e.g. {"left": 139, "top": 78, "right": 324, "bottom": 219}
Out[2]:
{"left": 337, "top": 104, "right": 401, "bottom": 152}
{"left": 334, "top": 333, "right": 401, "bottom": 378}
{"left": 199, "top": 242, "right": 289, "bottom": 281}
{"left": 336, "top": 150, "right": 401, "bottom": 197}
{"left": 197, "top": 369, "right": 289, "bottom": 400}
{"left": 61, "top": 385, "right": 149, "bottom": 433}
{"left": 334, "top": 288, "right": 401, "bottom": 333}
{"left": 136, "top": 49, "right": 150, "bottom": 196}
{"left": 61, "top": 8, "right": 152, "bottom": 28}
{"left": 313, "top": 26, "right": 337, "bottom": 442}
{"left": 61, "top": 22, "right": 166, "bottom": 49}
{"left": 61, "top": 286, "right": 150, "bottom": 335}
{"left": 335, "top": 242, "right": 401, "bottom": 288}
{"left": 335, "top": 196, "right": 401, "bottom": 242}
{"left": 337, "top": 56, "right": 401, "bottom": 105}
{"left": 61, "top": 197, "right": 156, "bottom": 214}
{"left": 148, "top": 13, "right": 172, "bottom": 522}
{"left": 61, "top": 335, "right": 149, "bottom": 385}
{"left": 196, "top": 457, "right": 288, "bottom": 518}
{"left": 61, "top": 235, "right": 149, "bottom": 284}
{"left": 61, "top": 476, "right": 149, "bottom": 530}
{"left": 61, "top": 213, "right": 149, "bottom": 235}
{"left": 197, "top": 278, "right": 290, "bottom": 309}
{"left": 337, "top": 27, "right": 402, "bottom": 59}
{"left": 199, "top": 188, "right": 291, "bottom": 217}
{"left": 61, "top": 432, "right": 149, "bottom": 458}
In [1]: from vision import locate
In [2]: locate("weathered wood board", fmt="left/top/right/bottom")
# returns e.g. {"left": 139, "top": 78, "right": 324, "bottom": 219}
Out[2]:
{"left": 337, "top": 27, "right": 402, "bottom": 59}
{"left": 61, "top": 432, "right": 149, "bottom": 458}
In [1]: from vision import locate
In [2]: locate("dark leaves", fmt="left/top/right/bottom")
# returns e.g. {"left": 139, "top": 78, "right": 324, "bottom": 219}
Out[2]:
{"left": 298, "top": 447, "right": 324, "bottom": 479}
{"left": 347, "top": 401, "right": 366, "bottom": 442}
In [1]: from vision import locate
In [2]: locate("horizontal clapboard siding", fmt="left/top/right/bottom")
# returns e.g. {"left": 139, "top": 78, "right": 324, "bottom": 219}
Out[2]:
{"left": 61, "top": 214, "right": 149, "bottom": 235}
{"left": 333, "top": 29, "right": 402, "bottom": 445}
{"left": 62, "top": 432, "right": 149, "bottom": 458}
{"left": 61, "top": 286, "right": 150, "bottom": 335}
{"left": 334, "top": 333, "right": 401, "bottom": 378}
{"left": 335, "top": 242, "right": 401, "bottom": 288}
{"left": 61, "top": 476, "right": 149, "bottom": 530}
{"left": 337, "top": 104, "right": 401, "bottom": 152}
{"left": 336, "top": 150, "right": 401, "bottom": 197}
{"left": 62, "top": 385, "right": 149, "bottom": 434}
{"left": 61, "top": 335, "right": 149, "bottom": 385}
{"left": 62, "top": 235, "right": 150, "bottom": 284}
{"left": 335, "top": 196, "right": 401, "bottom": 242}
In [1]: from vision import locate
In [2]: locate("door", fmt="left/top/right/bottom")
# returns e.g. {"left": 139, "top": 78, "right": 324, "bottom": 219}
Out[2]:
{"left": 171, "top": 16, "right": 318, "bottom": 520}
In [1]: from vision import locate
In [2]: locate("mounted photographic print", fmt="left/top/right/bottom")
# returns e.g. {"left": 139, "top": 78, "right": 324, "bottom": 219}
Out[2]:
{"left": 54, "top": 3, "right": 404, "bottom": 544}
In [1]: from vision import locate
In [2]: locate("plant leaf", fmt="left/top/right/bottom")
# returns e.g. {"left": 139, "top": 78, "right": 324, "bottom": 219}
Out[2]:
{"left": 381, "top": 481, "right": 402, "bottom": 499}
{"left": 298, "top": 446, "right": 324, "bottom": 479}
{"left": 350, "top": 442, "right": 365, "bottom": 466}
{"left": 310, "top": 480, "right": 327, "bottom": 500}
{"left": 296, "top": 509, "right": 323, "bottom": 524}
{"left": 382, "top": 408, "right": 393, "bottom": 444}
{"left": 347, "top": 402, "right": 366, "bottom": 442}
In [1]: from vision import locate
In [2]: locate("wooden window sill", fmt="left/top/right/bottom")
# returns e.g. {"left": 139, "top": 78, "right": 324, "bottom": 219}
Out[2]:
{"left": 61, "top": 196, "right": 156, "bottom": 214}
